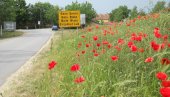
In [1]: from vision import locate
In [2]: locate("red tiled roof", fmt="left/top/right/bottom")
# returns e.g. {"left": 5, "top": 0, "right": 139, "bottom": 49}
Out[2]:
{"left": 94, "top": 14, "right": 110, "bottom": 20}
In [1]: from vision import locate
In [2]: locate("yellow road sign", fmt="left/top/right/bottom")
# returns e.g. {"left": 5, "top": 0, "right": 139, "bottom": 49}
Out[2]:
{"left": 59, "top": 11, "right": 80, "bottom": 27}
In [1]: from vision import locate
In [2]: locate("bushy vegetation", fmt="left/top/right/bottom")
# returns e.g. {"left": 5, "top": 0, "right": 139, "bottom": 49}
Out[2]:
{"left": 29, "top": 12, "right": 170, "bottom": 97}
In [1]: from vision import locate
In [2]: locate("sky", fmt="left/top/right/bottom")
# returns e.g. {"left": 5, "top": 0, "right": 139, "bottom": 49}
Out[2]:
{"left": 25, "top": 0, "right": 170, "bottom": 14}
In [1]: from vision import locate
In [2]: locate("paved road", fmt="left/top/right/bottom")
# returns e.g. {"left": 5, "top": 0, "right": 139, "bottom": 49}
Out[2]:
{"left": 0, "top": 29, "right": 52, "bottom": 86}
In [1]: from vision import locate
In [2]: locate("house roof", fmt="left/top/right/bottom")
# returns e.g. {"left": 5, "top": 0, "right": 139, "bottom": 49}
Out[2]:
{"left": 94, "top": 14, "right": 110, "bottom": 20}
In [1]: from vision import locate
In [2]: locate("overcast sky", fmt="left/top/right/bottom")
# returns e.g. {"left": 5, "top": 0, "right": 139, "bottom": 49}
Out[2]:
{"left": 25, "top": 0, "right": 169, "bottom": 14}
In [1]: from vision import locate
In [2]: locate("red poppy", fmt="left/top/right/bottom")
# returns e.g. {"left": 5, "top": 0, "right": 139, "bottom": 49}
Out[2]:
{"left": 151, "top": 41, "right": 160, "bottom": 51}
{"left": 48, "top": 61, "right": 57, "bottom": 70}
{"left": 86, "top": 44, "right": 90, "bottom": 48}
{"left": 135, "top": 36, "right": 142, "bottom": 41}
{"left": 93, "top": 36, "right": 98, "bottom": 41}
{"left": 145, "top": 57, "right": 154, "bottom": 63}
{"left": 70, "top": 64, "right": 80, "bottom": 72}
{"left": 128, "top": 41, "right": 134, "bottom": 48}
{"left": 96, "top": 25, "right": 99, "bottom": 29}
{"left": 154, "top": 28, "right": 162, "bottom": 38}
{"left": 161, "top": 58, "right": 170, "bottom": 65}
{"left": 168, "top": 43, "right": 170, "bottom": 48}
{"left": 102, "top": 40, "right": 109, "bottom": 45}
{"left": 156, "top": 72, "right": 168, "bottom": 80}
{"left": 111, "top": 56, "right": 118, "bottom": 61}
{"left": 74, "top": 76, "right": 85, "bottom": 83}
{"left": 96, "top": 43, "right": 101, "bottom": 47}
{"left": 78, "top": 42, "right": 82, "bottom": 48}
{"left": 82, "top": 50, "right": 86, "bottom": 54}
{"left": 118, "top": 38, "right": 124, "bottom": 45}
{"left": 161, "top": 43, "right": 165, "bottom": 50}
{"left": 160, "top": 87, "right": 170, "bottom": 97}
{"left": 161, "top": 80, "right": 170, "bottom": 87}
{"left": 162, "top": 34, "right": 168, "bottom": 40}
{"left": 81, "top": 35, "right": 85, "bottom": 38}
{"left": 92, "top": 49, "right": 96, "bottom": 53}
{"left": 138, "top": 48, "right": 144, "bottom": 53}
{"left": 108, "top": 43, "right": 112, "bottom": 49}
{"left": 114, "top": 46, "right": 121, "bottom": 51}
{"left": 94, "top": 53, "right": 99, "bottom": 57}
{"left": 131, "top": 45, "right": 138, "bottom": 52}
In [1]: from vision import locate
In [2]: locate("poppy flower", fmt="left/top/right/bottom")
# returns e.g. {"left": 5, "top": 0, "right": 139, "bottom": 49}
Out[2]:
{"left": 102, "top": 40, "right": 109, "bottom": 45}
{"left": 96, "top": 25, "right": 99, "bottom": 29}
{"left": 93, "top": 36, "right": 98, "bottom": 41}
{"left": 70, "top": 64, "right": 80, "bottom": 72}
{"left": 86, "top": 44, "right": 90, "bottom": 48}
{"left": 138, "top": 48, "right": 144, "bottom": 53}
{"left": 111, "top": 56, "right": 118, "bottom": 61}
{"left": 135, "top": 36, "right": 142, "bottom": 41}
{"left": 154, "top": 28, "right": 162, "bottom": 38}
{"left": 92, "top": 49, "right": 96, "bottom": 53}
{"left": 48, "top": 61, "right": 57, "bottom": 70}
{"left": 162, "top": 34, "right": 168, "bottom": 40}
{"left": 161, "top": 80, "right": 170, "bottom": 87}
{"left": 151, "top": 41, "right": 160, "bottom": 51}
{"left": 114, "top": 46, "right": 121, "bottom": 51}
{"left": 145, "top": 57, "right": 154, "bottom": 63}
{"left": 96, "top": 43, "right": 101, "bottom": 47}
{"left": 128, "top": 41, "right": 134, "bottom": 48}
{"left": 161, "top": 58, "right": 168, "bottom": 65}
{"left": 118, "top": 39, "right": 124, "bottom": 45}
{"left": 156, "top": 72, "right": 168, "bottom": 80}
{"left": 131, "top": 45, "right": 138, "bottom": 52}
{"left": 108, "top": 43, "right": 112, "bottom": 49}
{"left": 160, "top": 87, "right": 170, "bottom": 97}
{"left": 82, "top": 50, "right": 86, "bottom": 54}
{"left": 168, "top": 43, "right": 170, "bottom": 48}
{"left": 94, "top": 53, "right": 99, "bottom": 57}
{"left": 81, "top": 35, "right": 85, "bottom": 38}
{"left": 160, "top": 43, "right": 165, "bottom": 50}
{"left": 74, "top": 76, "right": 85, "bottom": 83}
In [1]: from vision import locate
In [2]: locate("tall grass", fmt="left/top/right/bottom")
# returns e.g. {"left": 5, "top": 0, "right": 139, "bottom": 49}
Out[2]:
{"left": 34, "top": 13, "right": 170, "bottom": 97}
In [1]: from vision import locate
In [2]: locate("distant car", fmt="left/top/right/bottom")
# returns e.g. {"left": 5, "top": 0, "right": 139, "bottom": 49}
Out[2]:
{"left": 52, "top": 25, "right": 58, "bottom": 30}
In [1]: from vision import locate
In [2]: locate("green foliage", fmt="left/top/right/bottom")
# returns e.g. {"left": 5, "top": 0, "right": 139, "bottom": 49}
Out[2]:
{"left": 15, "top": 0, "right": 28, "bottom": 29}
{"left": 129, "top": 6, "right": 138, "bottom": 19}
{"left": 30, "top": 13, "right": 170, "bottom": 97}
{"left": 152, "top": 1, "right": 166, "bottom": 13}
{"left": 110, "top": 5, "right": 130, "bottom": 22}
{"left": 138, "top": 9, "right": 146, "bottom": 16}
{"left": 0, "top": 0, "right": 16, "bottom": 25}
{"left": 65, "top": 1, "right": 97, "bottom": 23}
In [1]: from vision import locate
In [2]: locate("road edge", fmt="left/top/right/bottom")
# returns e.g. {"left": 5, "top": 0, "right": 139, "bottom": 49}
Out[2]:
{"left": 0, "top": 30, "right": 55, "bottom": 94}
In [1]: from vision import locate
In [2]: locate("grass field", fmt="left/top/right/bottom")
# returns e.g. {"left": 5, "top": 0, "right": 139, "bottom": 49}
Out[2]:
{"left": 0, "top": 31, "right": 24, "bottom": 39}
{"left": 1, "top": 12, "right": 170, "bottom": 97}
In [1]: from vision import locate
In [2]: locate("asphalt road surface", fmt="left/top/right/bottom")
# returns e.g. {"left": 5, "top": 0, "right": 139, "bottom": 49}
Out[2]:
{"left": 0, "top": 29, "right": 52, "bottom": 86}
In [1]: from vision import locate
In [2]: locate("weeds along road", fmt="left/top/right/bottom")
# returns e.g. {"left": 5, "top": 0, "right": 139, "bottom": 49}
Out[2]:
{"left": 0, "top": 29, "right": 52, "bottom": 86}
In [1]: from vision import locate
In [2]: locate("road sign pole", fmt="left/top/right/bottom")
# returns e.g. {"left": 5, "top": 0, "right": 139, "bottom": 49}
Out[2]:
{"left": 0, "top": 25, "right": 2, "bottom": 37}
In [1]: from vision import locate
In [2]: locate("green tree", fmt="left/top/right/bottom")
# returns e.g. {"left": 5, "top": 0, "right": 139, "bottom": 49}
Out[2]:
{"left": 28, "top": 2, "right": 57, "bottom": 28}
{"left": 65, "top": 1, "right": 96, "bottom": 23}
{"left": 110, "top": 5, "right": 130, "bottom": 22}
{"left": 129, "top": 6, "right": 138, "bottom": 19}
{"left": 45, "top": 5, "right": 60, "bottom": 25}
{"left": 152, "top": 1, "right": 166, "bottom": 13}
{"left": 15, "top": 0, "right": 28, "bottom": 29}
{"left": 0, "top": 0, "right": 16, "bottom": 25}
{"left": 138, "top": 9, "right": 146, "bottom": 16}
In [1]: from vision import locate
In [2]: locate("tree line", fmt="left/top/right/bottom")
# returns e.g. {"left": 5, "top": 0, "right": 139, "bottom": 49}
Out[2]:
{"left": 0, "top": 0, "right": 169, "bottom": 29}
{"left": 110, "top": 1, "right": 170, "bottom": 22}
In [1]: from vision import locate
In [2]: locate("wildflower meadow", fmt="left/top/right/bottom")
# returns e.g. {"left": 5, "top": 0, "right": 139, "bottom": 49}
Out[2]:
{"left": 35, "top": 12, "right": 170, "bottom": 97}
